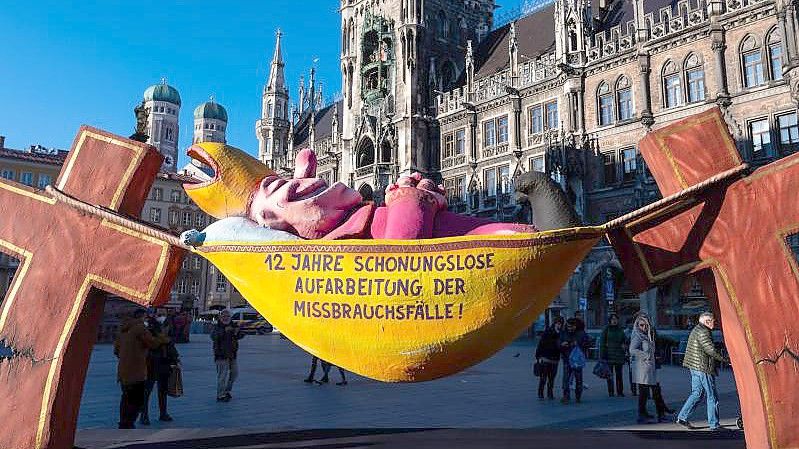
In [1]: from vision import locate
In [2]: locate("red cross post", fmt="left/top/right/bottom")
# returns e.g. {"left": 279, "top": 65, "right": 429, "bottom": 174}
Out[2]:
{"left": 608, "top": 108, "right": 799, "bottom": 449}
{"left": 0, "top": 126, "right": 185, "bottom": 449}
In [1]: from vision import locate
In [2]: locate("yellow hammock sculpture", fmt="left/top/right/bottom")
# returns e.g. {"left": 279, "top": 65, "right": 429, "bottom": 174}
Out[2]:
{"left": 193, "top": 228, "right": 602, "bottom": 382}
{"left": 178, "top": 141, "right": 609, "bottom": 382}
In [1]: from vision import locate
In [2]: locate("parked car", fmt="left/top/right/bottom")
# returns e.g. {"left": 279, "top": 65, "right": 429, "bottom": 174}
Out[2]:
{"left": 230, "top": 307, "right": 273, "bottom": 335}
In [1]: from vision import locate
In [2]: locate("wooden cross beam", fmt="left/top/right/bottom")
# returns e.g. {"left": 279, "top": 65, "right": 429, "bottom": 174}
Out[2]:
{"left": 0, "top": 126, "right": 185, "bottom": 449}
{"left": 607, "top": 108, "right": 799, "bottom": 449}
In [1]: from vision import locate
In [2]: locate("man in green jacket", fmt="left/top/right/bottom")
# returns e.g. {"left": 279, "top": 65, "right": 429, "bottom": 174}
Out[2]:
{"left": 676, "top": 312, "right": 729, "bottom": 431}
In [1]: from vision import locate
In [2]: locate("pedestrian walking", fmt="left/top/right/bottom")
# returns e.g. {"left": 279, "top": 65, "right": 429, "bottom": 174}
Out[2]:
{"left": 114, "top": 309, "right": 158, "bottom": 429}
{"left": 600, "top": 313, "right": 626, "bottom": 397}
{"left": 305, "top": 355, "right": 348, "bottom": 385}
{"left": 535, "top": 317, "right": 563, "bottom": 400}
{"left": 560, "top": 318, "right": 590, "bottom": 404}
{"left": 676, "top": 312, "right": 729, "bottom": 431}
{"left": 630, "top": 314, "right": 668, "bottom": 423}
{"left": 211, "top": 309, "right": 245, "bottom": 402}
{"left": 140, "top": 315, "right": 179, "bottom": 425}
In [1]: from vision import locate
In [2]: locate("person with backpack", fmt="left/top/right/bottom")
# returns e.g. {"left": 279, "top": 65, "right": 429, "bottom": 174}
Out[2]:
{"left": 560, "top": 317, "right": 590, "bottom": 404}
{"left": 535, "top": 317, "right": 563, "bottom": 400}
{"left": 600, "top": 313, "right": 627, "bottom": 397}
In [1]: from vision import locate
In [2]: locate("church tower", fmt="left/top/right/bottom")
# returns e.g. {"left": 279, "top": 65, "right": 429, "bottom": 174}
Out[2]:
{"left": 256, "top": 29, "right": 291, "bottom": 168}
{"left": 193, "top": 98, "right": 228, "bottom": 144}
{"left": 143, "top": 79, "right": 181, "bottom": 172}
{"left": 340, "top": 0, "right": 495, "bottom": 197}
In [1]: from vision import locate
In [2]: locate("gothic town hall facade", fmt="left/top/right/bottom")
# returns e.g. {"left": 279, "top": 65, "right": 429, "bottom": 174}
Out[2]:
{"left": 255, "top": 0, "right": 799, "bottom": 331}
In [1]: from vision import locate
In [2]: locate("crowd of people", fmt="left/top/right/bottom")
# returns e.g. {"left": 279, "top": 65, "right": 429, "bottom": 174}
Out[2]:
{"left": 534, "top": 310, "right": 730, "bottom": 429}
{"left": 113, "top": 305, "right": 728, "bottom": 430}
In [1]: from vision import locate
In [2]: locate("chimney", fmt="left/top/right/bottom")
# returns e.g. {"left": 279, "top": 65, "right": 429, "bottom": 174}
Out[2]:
{"left": 0, "top": 136, "right": 5, "bottom": 148}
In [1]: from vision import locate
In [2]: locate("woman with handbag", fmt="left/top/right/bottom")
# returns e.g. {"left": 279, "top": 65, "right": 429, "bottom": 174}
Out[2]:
{"left": 534, "top": 317, "right": 563, "bottom": 400}
{"left": 600, "top": 313, "right": 627, "bottom": 397}
{"left": 629, "top": 314, "right": 667, "bottom": 423}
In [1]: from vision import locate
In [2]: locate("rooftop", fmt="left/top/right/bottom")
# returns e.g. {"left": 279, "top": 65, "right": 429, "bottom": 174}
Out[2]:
{"left": 0, "top": 145, "right": 69, "bottom": 166}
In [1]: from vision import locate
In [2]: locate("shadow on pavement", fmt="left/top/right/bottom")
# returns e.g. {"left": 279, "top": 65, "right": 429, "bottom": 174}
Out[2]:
{"left": 81, "top": 428, "right": 745, "bottom": 449}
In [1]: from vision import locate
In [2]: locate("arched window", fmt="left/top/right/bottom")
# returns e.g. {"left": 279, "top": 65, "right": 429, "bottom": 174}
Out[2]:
{"left": 349, "top": 19, "right": 356, "bottom": 52}
{"left": 741, "top": 35, "right": 765, "bottom": 88}
{"left": 662, "top": 60, "right": 683, "bottom": 108}
{"left": 616, "top": 76, "right": 634, "bottom": 121}
{"left": 597, "top": 82, "right": 614, "bottom": 126}
{"left": 381, "top": 139, "right": 392, "bottom": 163}
{"left": 266, "top": 101, "right": 273, "bottom": 118}
{"left": 342, "top": 22, "right": 348, "bottom": 53}
{"left": 684, "top": 53, "right": 705, "bottom": 103}
{"left": 767, "top": 28, "right": 784, "bottom": 81}
{"left": 357, "top": 138, "right": 375, "bottom": 168}
{"left": 437, "top": 10, "right": 448, "bottom": 39}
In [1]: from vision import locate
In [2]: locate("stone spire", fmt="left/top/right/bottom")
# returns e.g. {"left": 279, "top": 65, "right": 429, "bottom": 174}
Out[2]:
{"left": 257, "top": 29, "right": 291, "bottom": 167}
{"left": 308, "top": 67, "right": 317, "bottom": 113}
{"left": 465, "top": 40, "right": 475, "bottom": 101}
{"left": 266, "top": 29, "right": 286, "bottom": 92}
{"left": 509, "top": 22, "right": 519, "bottom": 85}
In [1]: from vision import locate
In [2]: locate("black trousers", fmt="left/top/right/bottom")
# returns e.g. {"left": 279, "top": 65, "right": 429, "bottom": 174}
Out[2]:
{"left": 307, "top": 356, "right": 347, "bottom": 382}
{"left": 537, "top": 362, "right": 558, "bottom": 398}
{"left": 637, "top": 384, "right": 667, "bottom": 417}
{"left": 119, "top": 381, "right": 146, "bottom": 429}
{"left": 142, "top": 373, "right": 169, "bottom": 420}
{"left": 606, "top": 363, "right": 624, "bottom": 396}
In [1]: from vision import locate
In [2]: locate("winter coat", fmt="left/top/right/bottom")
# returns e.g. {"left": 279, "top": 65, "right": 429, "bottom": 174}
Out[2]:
{"left": 600, "top": 324, "right": 627, "bottom": 365}
{"left": 629, "top": 317, "right": 657, "bottom": 385}
{"left": 146, "top": 321, "right": 179, "bottom": 379}
{"left": 211, "top": 321, "right": 245, "bottom": 360}
{"left": 683, "top": 323, "right": 727, "bottom": 375}
{"left": 114, "top": 317, "right": 158, "bottom": 385}
{"left": 535, "top": 327, "right": 561, "bottom": 363}
{"left": 559, "top": 328, "right": 591, "bottom": 362}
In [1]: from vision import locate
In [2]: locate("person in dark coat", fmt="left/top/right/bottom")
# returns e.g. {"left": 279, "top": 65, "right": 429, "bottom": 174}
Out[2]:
{"left": 140, "top": 315, "right": 179, "bottom": 425}
{"left": 560, "top": 318, "right": 591, "bottom": 403}
{"left": 535, "top": 317, "right": 563, "bottom": 399}
{"left": 211, "top": 309, "right": 246, "bottom": 402}
{"left": 114, "top": 309, "right": 158, "bottom": 429}
{"left": 600, "top": 313, "right": 627, "bottom": 397}
{"left": 676, "top": 312, "right": 729, "bottom": 430}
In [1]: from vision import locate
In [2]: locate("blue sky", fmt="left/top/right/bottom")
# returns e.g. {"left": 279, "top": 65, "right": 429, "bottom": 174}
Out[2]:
{"left": 0, "top": 1, "right": 528, "bottom": 167}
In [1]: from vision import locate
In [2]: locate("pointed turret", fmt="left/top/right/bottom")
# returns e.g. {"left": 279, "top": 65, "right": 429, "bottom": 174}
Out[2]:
{"left": 266, "top": 29, "right": 286, "bottom": 92}
{"left": 257, "top": 29, "right": 291, "bottom": 167}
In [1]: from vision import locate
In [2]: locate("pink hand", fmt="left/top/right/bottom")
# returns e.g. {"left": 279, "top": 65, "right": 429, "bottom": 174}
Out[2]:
{"left": 386, "top": 173, "right": 447, "bottom": 211}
